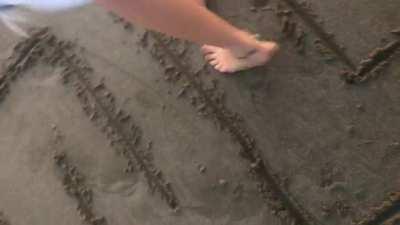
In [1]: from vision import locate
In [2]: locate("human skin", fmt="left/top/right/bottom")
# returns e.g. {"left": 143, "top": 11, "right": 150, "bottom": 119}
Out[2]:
{"left": 94, "top": 0, "right": 279, "bottom": 73}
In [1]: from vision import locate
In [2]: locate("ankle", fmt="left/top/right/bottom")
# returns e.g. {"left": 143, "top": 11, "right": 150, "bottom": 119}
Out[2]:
{"left": 228, "top": 30, "right": 257, "bottom": 48}
{"left": 225, "top": 31, "right": 259, "bottom": 55}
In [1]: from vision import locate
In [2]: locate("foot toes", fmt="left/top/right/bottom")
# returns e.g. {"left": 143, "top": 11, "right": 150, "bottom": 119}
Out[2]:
{"left": 215, "top": 64, "right": 223, "bottom": 71}
{"left": 219, "top": 67, "right": 229, "bottom": 73}
{"left": 203, "top": 41, "right": 280, "bottom": 74}
{"left": 209, "top": 59, "right": 219, "bottom": 66}
{"left": 216, "top": 64, "right": 233, "bottom": 73}
{"left": 204, "top": 54, "right": 216, "bottom": 61}
{"left": 201, "top": 45, "right": 220, "bottom": 54}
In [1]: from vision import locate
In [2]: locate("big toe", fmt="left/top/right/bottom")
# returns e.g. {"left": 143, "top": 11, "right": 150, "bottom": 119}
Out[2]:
{"left": 262, "top": 42, "right": 280, "bottom": 57}
{"left": 213, "top": 62, "right": 233, "bottom": 73}
{"left": 214, "top": 64, "right": 224, "bottom": 72}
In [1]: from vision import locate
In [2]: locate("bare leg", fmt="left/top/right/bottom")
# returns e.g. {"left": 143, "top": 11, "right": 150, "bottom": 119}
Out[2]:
{"left": 192, "top": 0, "right": 206, "bottom": 7}
{"left": 95, "top": 0, "right": 279, "bottom": 73}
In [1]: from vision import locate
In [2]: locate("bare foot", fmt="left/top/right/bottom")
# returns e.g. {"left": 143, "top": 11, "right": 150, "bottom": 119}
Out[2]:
{"left": 195, "top": 0, "right": 278, "bottom": 73}
{"left": 201, "top": 41, "right": 279, "bottom": 73}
